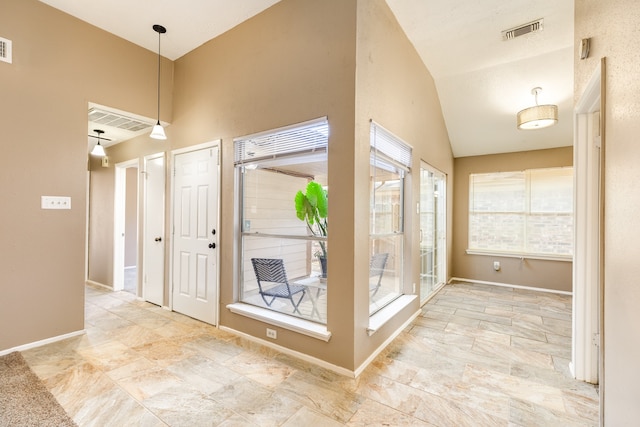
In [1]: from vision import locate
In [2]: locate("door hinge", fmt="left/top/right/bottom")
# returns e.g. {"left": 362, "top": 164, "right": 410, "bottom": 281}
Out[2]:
{"left": 592, "top": 333, "right": 600, "bottom": 346}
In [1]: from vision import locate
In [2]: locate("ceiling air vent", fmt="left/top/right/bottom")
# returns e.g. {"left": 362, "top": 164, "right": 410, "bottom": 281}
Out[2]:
{"left": 88, "top": 107, "right": 153, "bottom": 132}
{"left": 502, "top": 19, "right": 544, "bottom": 40}
{"left": 0, "top": 37, "right": 12, "bottom": 64}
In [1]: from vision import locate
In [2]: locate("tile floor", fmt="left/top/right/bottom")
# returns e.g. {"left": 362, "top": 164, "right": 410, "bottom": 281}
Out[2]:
{"left": 21, "top": 282, "right": 599, "bottom": 426}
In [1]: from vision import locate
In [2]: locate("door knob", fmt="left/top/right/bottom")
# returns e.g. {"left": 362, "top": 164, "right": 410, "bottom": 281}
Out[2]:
{"left": 155, "top": 237, "right": 162, "bottom": 242}
{"left": 208, "top": 243, "right": 216, "bottom": 249}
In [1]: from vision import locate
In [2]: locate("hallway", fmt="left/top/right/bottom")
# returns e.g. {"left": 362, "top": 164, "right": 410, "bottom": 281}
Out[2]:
{"left": 21, "top": 282, "right": 598, "bottom": 426}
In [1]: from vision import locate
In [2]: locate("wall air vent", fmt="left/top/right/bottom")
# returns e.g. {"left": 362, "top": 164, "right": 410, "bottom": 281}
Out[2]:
{"left": 502, "top": 19, "right": 544, "bottom": 40}
{"left": 88, "top": 107, "right": 153, "bottom": 132}
{"left": 0, "top": 37, "right": 12, "bottom": 64}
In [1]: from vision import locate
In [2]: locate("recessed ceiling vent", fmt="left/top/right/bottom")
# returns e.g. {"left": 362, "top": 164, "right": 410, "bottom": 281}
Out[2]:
{"left": 502, "top": 19, "right": 544, "bottom": 40}
{"left": 0, "top": 37, "right": 12, "bottom": 64}
{"left": 88, "top": 107, "right": 153, "bottom": 132}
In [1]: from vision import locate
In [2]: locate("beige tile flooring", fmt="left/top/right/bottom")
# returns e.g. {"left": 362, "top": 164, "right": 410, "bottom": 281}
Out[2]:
{"left": 21, "top": 282, "right": 599, "bottom": 426}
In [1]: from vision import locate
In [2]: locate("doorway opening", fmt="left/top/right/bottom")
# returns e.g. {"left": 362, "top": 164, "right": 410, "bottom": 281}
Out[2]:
{"left": 114, "top": 159, "right": 139, "bottom": 294}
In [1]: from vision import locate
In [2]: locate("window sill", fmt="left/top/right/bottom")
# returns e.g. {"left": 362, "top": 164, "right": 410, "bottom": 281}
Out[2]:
{"left": 465, "top": 249, "right": 572, "bottom": 262}
{"left": 367, "top": 294, "right": 417, "bottom": 336}
{"left": 226, "top": 303, "right": 331, "bottom": 342}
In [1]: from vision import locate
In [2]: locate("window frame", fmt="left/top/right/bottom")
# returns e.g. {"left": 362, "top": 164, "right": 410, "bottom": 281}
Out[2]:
{"left": 369, "top": 121, "right": 413, "bottom": 316}
{"left": 467, "top": 166, "right": 574, "bottom": 260}
{"left": 232, "top": 117, "right": 330, "bottom": 327}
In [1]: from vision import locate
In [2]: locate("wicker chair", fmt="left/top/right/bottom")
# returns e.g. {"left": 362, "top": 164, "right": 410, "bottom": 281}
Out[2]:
{"left": 251, "top": 258, "right": 307, "bottom": 314}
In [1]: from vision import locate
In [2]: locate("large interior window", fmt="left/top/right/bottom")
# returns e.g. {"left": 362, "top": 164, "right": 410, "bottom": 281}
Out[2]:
{"left": 369, "top": 122, "right": 412, "bottom": 315}
{"left": 468, "top": 167, "right": 574, "bottom": 258}
{"left": 235, "top": 118, "right": 328, "bottom": 323}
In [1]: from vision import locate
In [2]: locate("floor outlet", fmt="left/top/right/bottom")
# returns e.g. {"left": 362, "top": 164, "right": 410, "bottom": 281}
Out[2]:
{"left": 266, "top": 328, "right": 277, "bottom": 339}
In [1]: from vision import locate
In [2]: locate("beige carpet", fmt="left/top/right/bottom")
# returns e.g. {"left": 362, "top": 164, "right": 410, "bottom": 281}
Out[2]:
{"left": 0, "top": 352, "right": 76, "bottom": 427}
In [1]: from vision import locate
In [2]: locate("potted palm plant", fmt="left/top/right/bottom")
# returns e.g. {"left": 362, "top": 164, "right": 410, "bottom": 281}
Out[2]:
{"left": 294, "top": 181, "right": 328, "bottom": 278}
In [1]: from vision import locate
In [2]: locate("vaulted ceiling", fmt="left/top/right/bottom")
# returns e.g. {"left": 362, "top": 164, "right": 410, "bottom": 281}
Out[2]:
{"left": 39, "top": 0, "right": 574, "bottom": 158}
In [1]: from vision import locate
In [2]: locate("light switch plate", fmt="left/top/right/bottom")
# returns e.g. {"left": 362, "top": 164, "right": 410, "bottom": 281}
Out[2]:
{"left": 41, "top": 196, "right": 71, "bottom": 210}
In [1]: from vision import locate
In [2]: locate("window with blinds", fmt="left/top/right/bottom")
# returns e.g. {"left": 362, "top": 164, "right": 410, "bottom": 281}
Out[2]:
{"left": 234, "top": 117, "right": 329, "bottom": 324}
{"left": 468, "top": 167, "right": 574, "bottom": 257}
{"left": 369, "top": 121, "right": 412, "bottom": 315}
{"left": 234, "top": 117, "right": 328, "bottom": 166}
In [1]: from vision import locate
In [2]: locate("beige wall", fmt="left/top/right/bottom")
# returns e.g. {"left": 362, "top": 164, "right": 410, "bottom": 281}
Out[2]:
{"left": 88, "top": 0, "right": 453, "bottom": 371}
{"left": 0, "top": 0, "right": 172, "bottom": 351}
{"left": 87, "top": 156, "right": 114, "bottom": 285}
{"left": 353, "top": 0, "right": 454, "bottom": 367}
{"left": 575, "top": 0, "right": 640, "bottom": 422}
{"left": 124, "top": 167, "right": 138, "bottom": 268}
{"left": 452, "top": 147, "right": 573, "bottom": 292}
{"left": 173, "top": 0, "right": 358, "bottom": 369}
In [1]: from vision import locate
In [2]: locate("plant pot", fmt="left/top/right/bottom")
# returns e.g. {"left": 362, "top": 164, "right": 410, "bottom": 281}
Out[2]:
{"left": 318, "top": 256, "right": 328, "bottom": 278}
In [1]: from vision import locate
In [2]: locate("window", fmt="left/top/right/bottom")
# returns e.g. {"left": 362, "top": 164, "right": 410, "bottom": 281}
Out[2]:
{"left": 468, "top": 167, "right": 573, "bottom": 257}
{"left": 369, "top": 122, "right": 412, "bottom": 315}
{"left": 235, "top": 118, "right": 328, "bottom": 323}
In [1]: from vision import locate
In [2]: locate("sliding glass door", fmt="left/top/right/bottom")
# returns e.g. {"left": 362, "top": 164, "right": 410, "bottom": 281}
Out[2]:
{"left": 419, "top": 162, "right": 446, "bottom": 304}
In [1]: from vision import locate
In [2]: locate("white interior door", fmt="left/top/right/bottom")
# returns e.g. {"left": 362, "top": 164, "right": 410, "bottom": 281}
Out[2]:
{"left": 172, "top": 144, "right": 219, "bottom": 325}
{"left": 143, "top": 154, "right": 165, "bottom": 306}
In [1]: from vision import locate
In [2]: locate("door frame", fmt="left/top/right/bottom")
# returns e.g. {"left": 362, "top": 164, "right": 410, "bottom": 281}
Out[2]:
{"left": 572, "top": 59, "right": 604, "bottom": 389}
{"left": 113, "top": 158, "right": 140, "bottom": 292}
{"left": 169, "top": 140, "right": 221, "bottom": 324}
{"left": 419, "top": 160, "right": 447, "bottom": 305}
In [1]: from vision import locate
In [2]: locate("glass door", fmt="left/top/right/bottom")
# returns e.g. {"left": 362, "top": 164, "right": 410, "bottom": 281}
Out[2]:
{"left": 420, "top": 162, "right": 446, "bottom": 304}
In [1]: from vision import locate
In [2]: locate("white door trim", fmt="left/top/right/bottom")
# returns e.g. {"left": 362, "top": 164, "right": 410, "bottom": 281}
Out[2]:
{"left": 169, "top": 140, "right": 221, "bottom": 325}
{"left": 572, "top": 60, "right": 603, "bottom": 385}
{"left": 113, "top": 158, "right": 140, "bottom": 292}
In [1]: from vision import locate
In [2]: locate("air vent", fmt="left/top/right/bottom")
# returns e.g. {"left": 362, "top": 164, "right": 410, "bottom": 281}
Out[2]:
{"left": 0, "top": 37, "right": 12, "bottom": 64}
{"left": 88, "top": 107, "right": 153, "bottom": 132}
{"left": 502, "top": 19, "right": 544, "bottom": 40}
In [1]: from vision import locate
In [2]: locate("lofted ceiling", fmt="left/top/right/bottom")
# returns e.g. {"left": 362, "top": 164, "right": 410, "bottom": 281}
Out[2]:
{"left": 38, "top": 0, "right": 574, "bottom": 158}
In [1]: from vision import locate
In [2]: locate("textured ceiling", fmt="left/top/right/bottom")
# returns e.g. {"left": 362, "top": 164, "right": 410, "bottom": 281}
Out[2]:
{"left": 39, "top": 0, "right": 575, "bottom": 157}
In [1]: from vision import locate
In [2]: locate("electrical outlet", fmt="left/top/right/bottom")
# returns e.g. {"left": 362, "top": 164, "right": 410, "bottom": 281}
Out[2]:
{"left": 493, "top": 261, "right": 501, "bottom": 271}
{"left": 266, "top": 328, "right": 277, "bottom": 339}
{"left": 41, "top": 196, "right": 71, "bottom": 210}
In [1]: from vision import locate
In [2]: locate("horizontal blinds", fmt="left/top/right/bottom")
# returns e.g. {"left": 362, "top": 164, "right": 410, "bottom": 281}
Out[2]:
{"left": 234, "top": 117, "right": 328, "bottom": 165}
{"left": 370, "top": 121, "right": 412, "bottom": 170}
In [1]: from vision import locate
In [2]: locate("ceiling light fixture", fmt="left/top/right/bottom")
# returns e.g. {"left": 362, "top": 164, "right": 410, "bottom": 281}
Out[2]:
{"left": 150, "top": 24, "right": 167, "bottom": 140}
{"left": 90, "top": 129, "right": 106, "bottom": 156}
{"left": 517, "top": 87, "right": 558, "bottom": 130}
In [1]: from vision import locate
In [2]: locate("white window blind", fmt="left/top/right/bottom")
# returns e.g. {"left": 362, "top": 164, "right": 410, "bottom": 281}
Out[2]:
{"left": 370, "top": 121, "right": 412, "bottom": 171}
{"left": 234, "top": 117, "right": 328, "bottom": 165}
{"left": 469, "top": 167, "right": 574, "bottom": 257}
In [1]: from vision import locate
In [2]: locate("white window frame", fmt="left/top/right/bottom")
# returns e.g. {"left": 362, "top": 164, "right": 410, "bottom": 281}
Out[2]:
{"left": 369, "top": 121, "right": 412, "bottom": 318}
{"left": 467, "top": 167, "right": 574, "bottom": 260}
{"left": 228, "top": 117, "right": 331, "bottom": 340}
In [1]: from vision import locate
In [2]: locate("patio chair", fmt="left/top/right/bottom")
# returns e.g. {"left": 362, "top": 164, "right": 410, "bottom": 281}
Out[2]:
{"left": 251, "top": 258, "right": 307, "bottom": 315}
{"left": 369, "top": 252, "right": 389, "bottom": 296}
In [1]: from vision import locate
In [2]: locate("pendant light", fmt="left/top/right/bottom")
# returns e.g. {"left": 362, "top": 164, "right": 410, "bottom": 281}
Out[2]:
{"left": 517, "top": 87, "right": 558, "bottom": 130}
{"left": 150, "top": 24, "right": 167, "bottom": 140}
{"left": 90, "top": 129, "right": 106, "bottom": 157}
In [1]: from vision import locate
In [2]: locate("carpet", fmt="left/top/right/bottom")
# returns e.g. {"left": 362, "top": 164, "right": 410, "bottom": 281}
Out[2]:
{"left": 0, "top": 352, "right": 77, "bottom": 427}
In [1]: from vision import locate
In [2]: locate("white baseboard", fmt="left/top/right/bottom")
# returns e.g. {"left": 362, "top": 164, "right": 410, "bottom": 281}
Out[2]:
{"left": 355, "top": 308, "right": 421, "bottom": 377}
{"left": 0, "top": 329, "right": 86, "bottom": 356}
{"left": 85, "top": 280, "right": 113, "bottom": 291}
{"left": 219, "top": 325, "right": 355, "bottom": 378}
{"left": 449, "top": 277, "right": 572, "bottom": 295}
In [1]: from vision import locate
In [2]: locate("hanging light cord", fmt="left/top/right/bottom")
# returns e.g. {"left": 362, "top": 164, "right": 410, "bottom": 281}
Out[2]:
{"left": 156, "top": 29, "right": 161, "bottom": 125}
